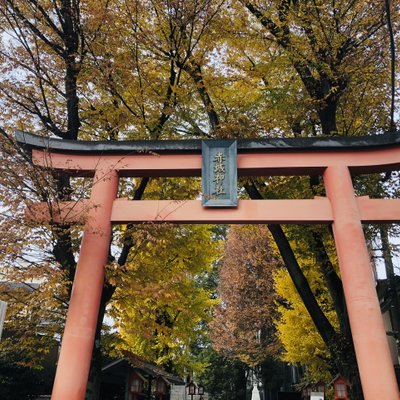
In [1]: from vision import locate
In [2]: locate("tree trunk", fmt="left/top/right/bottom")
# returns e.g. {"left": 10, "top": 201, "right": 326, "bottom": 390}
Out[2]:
{"left": 244, "top": 182, "right": 337, "bottom": 345}
{"left": 182, "top": 61, "right": 220, "bottom": 132}
{"left": 308, "top": 229, "right": 345, "bottom": 327}
{"left": 318, "top": 96, "right": 338, "bottom": 135}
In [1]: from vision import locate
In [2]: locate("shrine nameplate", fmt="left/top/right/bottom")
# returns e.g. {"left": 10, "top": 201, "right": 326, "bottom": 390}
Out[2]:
{"left": 202, "top": 140, "right": 237, "bottom": 207}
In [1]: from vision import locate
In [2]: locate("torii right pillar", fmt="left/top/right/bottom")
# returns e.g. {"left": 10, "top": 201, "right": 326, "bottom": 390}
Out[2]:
{"left": 324, "top": 165, "right": 399, "bottom": 399}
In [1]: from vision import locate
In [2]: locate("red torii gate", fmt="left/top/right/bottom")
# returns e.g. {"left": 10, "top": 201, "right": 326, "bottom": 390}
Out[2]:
{"left": 16, "top": 130, "right": 400, "bottom": 400}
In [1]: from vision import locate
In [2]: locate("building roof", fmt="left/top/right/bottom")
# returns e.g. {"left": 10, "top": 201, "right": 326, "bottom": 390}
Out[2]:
{"left": 102, "top": 356, "right": 185, "bottom": 385}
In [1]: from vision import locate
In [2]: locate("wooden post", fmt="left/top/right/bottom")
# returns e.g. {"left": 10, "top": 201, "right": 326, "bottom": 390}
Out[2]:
{"left": 324, "top": 165, "right": 399, "bottom": 400}
{"left": 51, "top": 163, "right": 118, "bottom": 400}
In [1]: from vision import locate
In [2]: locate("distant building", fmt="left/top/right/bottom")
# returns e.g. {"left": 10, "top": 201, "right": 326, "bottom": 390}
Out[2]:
{"left": 101, "top": 356, "right": 186, "bottom": 400}
{"left": 376, "top": 277, "right": 400, "bottom": 382}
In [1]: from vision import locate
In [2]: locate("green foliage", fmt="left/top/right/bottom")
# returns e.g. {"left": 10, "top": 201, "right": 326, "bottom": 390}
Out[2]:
{"left": 0, "top": 278, "right": 67, "bottom": 368}
{"left": 196, "top": 346, "right": 249, "bottom": 400}
{"left": 274, "top": 236, "right": 339, "bottom": 383}
{"left": 110, "top": 224, "right": 220, "bottom": 375}
{"left": 0, "top": 345, "right": 56, "bottom": 400}
{"left": 0, "top": 350, "right": 42, "bottom": 400}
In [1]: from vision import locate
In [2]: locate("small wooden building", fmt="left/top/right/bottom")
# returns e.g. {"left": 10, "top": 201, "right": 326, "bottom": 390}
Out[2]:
{"left": 300, "top": 382, "right": 325, "bottom": 400}
{"left": 330, "top": 376, "right": 349, "bottom": 400}
{"left": 101, "top": 356, "right": 185, "bottom": 400}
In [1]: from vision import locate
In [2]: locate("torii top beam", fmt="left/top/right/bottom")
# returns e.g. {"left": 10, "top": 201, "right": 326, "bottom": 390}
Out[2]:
{"left": 15, "top": 129, "right": 400, "bottom": 177}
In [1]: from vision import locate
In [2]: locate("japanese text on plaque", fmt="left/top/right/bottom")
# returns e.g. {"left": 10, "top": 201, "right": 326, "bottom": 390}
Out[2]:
{"left": 213, "top": 152, "right": 226, "bottom": 197}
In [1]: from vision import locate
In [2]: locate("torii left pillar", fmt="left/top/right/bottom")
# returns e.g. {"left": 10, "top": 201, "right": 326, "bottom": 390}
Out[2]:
{"left": 51, "top": 162, "right": 118, "bottom": 399}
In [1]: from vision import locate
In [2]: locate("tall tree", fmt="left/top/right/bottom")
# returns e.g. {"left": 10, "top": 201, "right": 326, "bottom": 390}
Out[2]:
{"left": 238, "top": 0, "right": 390, "bottom": 135}
{"left": 211, "top": 225, "right": 282, "bottom": 390}
{"left": 111, "top": 223, "right": 219, "bottom": 375}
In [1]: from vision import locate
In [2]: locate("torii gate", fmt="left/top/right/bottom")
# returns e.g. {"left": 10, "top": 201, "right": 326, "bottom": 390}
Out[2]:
{"left": 16, "top": 130, "right": 400, "bottom": 400}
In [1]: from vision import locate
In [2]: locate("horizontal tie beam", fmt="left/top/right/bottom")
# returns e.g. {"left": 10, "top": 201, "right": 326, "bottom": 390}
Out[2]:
{"left": 26, "top": 197, "right": 400, "bottom": 225}
{"left": 30, "top": 146, "right": 400, "bottom": 177}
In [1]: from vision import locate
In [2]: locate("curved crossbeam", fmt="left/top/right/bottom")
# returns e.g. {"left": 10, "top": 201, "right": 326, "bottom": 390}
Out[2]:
{"left": 15, "top": 129, "right": 400, "bottom": 153}
{"left": 16, "top": 129, "right": 400, "bottom": 177}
